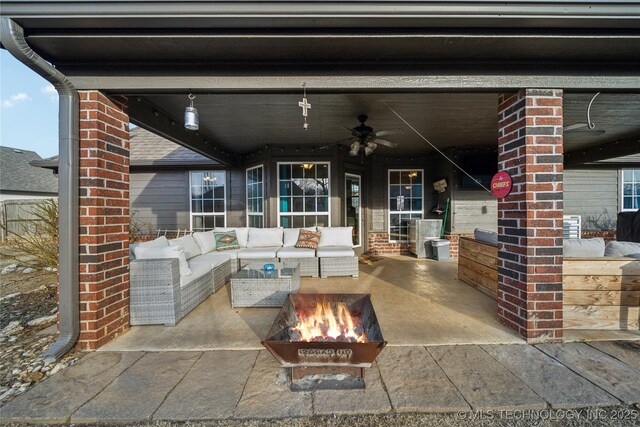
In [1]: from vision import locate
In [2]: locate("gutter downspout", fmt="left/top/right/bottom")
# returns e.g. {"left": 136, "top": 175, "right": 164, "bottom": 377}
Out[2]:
{"left": 1, "top": 18, "right": 79, "bottom": 362}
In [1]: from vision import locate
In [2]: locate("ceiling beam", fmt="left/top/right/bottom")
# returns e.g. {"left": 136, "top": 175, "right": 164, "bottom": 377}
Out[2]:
{"left": 125, "top": 96, "right": 238, "bottom": 167}
{"left": 564, "top": 135, "right": 640, "bottom": 168}
{"left": 70, "top": 74, "right": 640, "bottom": 92}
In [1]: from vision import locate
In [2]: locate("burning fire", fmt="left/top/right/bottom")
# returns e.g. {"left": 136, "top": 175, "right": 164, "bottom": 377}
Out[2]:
{"left": 289, "top": 300, "right": 367, "bottom": 343}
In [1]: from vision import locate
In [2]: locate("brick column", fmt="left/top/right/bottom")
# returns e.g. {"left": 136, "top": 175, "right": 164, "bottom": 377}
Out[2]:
{"left": 78, "top": 91, "right": 130, "bottom": 350}
{"left": 497, "top": 89, "right": 564, "bottom": 343}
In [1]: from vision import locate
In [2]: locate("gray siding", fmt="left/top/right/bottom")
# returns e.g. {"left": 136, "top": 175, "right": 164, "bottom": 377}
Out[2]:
{"left": 130, "top": 171, "right": 190, "bottom": 231}
{"left": 564, "top": 169, "right": 618, "bottom": 231}
{"left": 451, "top": 190, "right": 497, "bottom": 233}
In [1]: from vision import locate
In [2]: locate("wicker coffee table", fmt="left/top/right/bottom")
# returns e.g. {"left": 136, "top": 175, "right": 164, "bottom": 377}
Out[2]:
{"left": 230, "top": 262, "right": 300, "bottom": 308}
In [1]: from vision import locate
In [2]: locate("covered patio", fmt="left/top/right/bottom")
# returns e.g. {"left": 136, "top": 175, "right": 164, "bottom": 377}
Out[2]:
{"left": 1, "top": 0, "right": 639, "bottom": 361}
{"left": 101, "top": 257, "right": 522, "bottom": 352}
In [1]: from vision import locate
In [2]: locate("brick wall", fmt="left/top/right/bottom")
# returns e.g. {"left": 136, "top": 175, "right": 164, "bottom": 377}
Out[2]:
{"left": 78, "top": 90, "right": 130, "bottom": 350}
{"left": 497, "top": 89, "right": 564, "bottom": 343}
{"left": 582, "top": 230, "right": 617, "bottom": 243}
{"left": 367, "top": 232, "right": 410, "bottom": 255}
{"left": 444, "top": 234, "right": 463, "bottom": 259}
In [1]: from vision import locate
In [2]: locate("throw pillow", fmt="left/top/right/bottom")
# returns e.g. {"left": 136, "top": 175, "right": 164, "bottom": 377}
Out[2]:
{"left": 215, "top": 231, "right": 240, "bottom": 251}
{"left": 295, "top": 229, "right": 321, "bottom": 249}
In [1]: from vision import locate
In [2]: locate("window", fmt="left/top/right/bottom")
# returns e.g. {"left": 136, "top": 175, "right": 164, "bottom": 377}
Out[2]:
{"left": 388, "top": 169, "right": 423, "bottom": 242}
{"left": 622, "top": 169, "right": 640, "bottom": 211}
{"left": 278, "top": 162, "right": 330, "bottom": 228}
{"left": 246, "top": 165, "right": 264, "bottom": 227}
{"left": 190, "top": 171, "right": 226, "bottom": 231}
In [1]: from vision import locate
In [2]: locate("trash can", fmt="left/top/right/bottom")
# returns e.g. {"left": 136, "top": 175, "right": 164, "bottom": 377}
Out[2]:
{"left": 431, "top": 239, "right": 450, "bottom": 261}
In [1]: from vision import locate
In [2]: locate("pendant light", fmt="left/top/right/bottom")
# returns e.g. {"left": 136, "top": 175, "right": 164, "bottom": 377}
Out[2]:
{"left": 184, "top": 93, "right": 199, "bottom": 131}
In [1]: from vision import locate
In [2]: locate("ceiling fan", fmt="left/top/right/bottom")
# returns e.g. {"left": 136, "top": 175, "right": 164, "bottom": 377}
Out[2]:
{"left": 337, "top": 115, "right": 403, "bottom": 156}
{"left": 564, "top": 92, "right": 605, "bottom": 135}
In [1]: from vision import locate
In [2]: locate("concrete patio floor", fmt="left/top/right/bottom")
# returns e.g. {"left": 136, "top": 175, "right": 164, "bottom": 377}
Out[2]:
{"left": 1, "top": 342, "right": 639, "bottom": 424}
{"left": 102, "top": 256, "right": 524, "bottom": 352}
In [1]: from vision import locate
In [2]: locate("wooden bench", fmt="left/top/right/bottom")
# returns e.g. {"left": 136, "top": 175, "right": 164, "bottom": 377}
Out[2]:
{"left": 457, "top": 237, "right": 640, "bottom": 331}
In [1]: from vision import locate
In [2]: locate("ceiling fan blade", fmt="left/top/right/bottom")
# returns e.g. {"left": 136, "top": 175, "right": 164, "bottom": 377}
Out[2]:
{"left": 320, "top": 138, "right": 354, "bottom": 149}
{"left": 564, "top": 123, "right": 588, "bottom": 131}
{"left": 374, "top": 139, "right": 398, "bottom": 148}
{"left": 375, "top": 128, "right": 404, "bottom": 137}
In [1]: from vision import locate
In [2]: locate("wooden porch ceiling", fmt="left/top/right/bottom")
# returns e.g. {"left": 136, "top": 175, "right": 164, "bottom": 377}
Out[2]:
{"left": 130, "top": 92, "right": 640, "bottom": 160}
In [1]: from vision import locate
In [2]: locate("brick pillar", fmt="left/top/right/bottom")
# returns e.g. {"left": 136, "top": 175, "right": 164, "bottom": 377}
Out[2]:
{"left": 78, "top": 91, "right": 130, "bottom": 350}
{"left": 497, "top": 89, "right": 564, "bottom": 343}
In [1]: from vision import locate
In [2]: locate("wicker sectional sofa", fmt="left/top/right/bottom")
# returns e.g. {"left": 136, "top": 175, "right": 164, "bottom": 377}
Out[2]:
{"left": 129, "top": 226, "right": 358, "bottom": 326}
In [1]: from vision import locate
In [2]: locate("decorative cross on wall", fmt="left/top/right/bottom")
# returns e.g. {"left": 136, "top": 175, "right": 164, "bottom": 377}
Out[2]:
{"left": 298, "top": 83, "right": 310, "bottom": 130}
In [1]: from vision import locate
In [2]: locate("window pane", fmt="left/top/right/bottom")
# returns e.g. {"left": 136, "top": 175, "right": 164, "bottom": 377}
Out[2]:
{"left": 281, "top": 216, "right": 291, "bottom": 228}
{"left": 213, "top": 186, "right": 224, "bottom": 199}
{"left": 305, "top": 197, "right": 316, "bottom": 212}
{"left": 193, "top": 215, "right": 204, "bottom": 230}
{"left": 191, "top": 186, "right": 202, "bottom": 198}
{"left": 304, "top": 164, "right": 315, "bottom": 179}
{"left": 203, "top": 200, "right": 213, "bottom": 212}
{"left": 401, "top": 185, "right": 411, "bottom": 198}
{"left": 280, "top": 181, "right": 291, "bottom": 196}
{"left": 214, "top": 200, "right": 225, "bottom": 212}
{"left": 280, "top": 197, "right": 291, "bottom": 212}
{"left": 292, "top": 179, "right": 304, "bottom": 196}
{"left": 400, "top": 171, "right": 411, "bottom": 184}
{"left": 390, "top": 171, "right": 400, "bottom": 185}
{"left": 317, "top": 197, "right": 328, "bottom": 212}
{"left": 411, "top": 198, "right": 422, "bottom": 211}
{"left": 304, "top": 180, "right": 316, "bottom": 196}
{"left": 203, "top": 187, "right": 214, "bottom": 199}
{"left": 280, "top": 164, "right": 291, "bottom": 180}
{"left": 317, "top": 164, "right": 329, "bottom": 179}
{"left": 316, "top": 179, "right": 328, "bottom": 195}
{"left": 192, "top": 200, "right": 203, "bottom": 213}
{"left": 412, "top": 184, "right": 422, "bottom": 198}
{"left": 292, "top": 164, "right": 304, "bottom": 178}
{"left": 390, "top": 185, "right": 400, "bottom": 197}
{"left": 624, "top": 170, "right": 633, "bottom": 182}
{"left": 204, "top": 216, "right": 216, "bottom": 230}
{"left": 292, "top": 216, "right": 305, "bottom": 228}
{"left": 624, "top": 183, "right": 633, "bottom": 196}
{"left": 293, "top": 197, "right": 304, "bottom": 212}
{"left": 316, "top": 215, "right": 329, "bottom": 227}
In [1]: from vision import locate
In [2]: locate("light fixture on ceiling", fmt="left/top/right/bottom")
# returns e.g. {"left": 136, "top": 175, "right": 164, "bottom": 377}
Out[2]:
{"left": 364, "top": 142, "right": 377, "bottom": 156}
{"left": 302, "top": 163, "right": 314, "bottom": 170}
{"left": 184, "top": 93, "right": 199, "bottom": 131}
{"left": 349, "top": 140, "right": 361, "bottom": 156}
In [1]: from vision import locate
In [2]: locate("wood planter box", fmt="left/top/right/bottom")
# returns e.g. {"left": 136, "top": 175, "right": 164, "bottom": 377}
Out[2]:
{"left": 457, "top": 237, "right": 640, "bottom": 331}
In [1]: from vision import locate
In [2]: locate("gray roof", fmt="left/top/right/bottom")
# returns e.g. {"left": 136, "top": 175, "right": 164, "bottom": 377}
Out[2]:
{"left": 129, "top": 127, "right": 217, "bottom": 165}
{"left": 32, "top": 127, "right": 219, "bottom": 170}
{"left": 0, "top": 146, "right": 58, "bottom": 195}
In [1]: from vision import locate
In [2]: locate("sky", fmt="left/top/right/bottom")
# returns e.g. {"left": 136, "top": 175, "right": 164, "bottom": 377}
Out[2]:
{"left": 1, "top": 50, "right": 59, "bottom": 158}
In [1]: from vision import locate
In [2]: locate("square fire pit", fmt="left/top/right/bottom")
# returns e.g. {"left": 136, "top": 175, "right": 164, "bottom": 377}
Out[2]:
{"left": 262, "top": 293, "right": 386, "bottom": 390}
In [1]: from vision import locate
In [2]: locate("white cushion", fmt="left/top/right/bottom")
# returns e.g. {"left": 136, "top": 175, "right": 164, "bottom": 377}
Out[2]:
{"left": 563, "top": 238, "right": 605, "bottom": 258}
{"left": 180, "top": 261, "right": 210, "bottom": 288}
{"left": 318, "top": 227, "right": 353, "bottom": 247}
{"left": 134, "top": 245, "right": 191, "bottom": 276}
{"left": 247, "top": 227, "right": 284, "bottom": 248}
{"left": 605, "top": 241, "right": 640, "bottom": 258}
{"left": 316, "top": 246, "right": 356, "bottom": 258}
{"left": 283, "top": 227, "right": 317, "bottom": 247}
{"left": 192, "top": 231, "right": 217, "bottom": 254}
{"left": 277, "top": 247, "right": 316, "bottom": 258}
{"left": 214, "top": 227, "right": 249, "bottom": 248}
{"left": 137, "top": 236, "right": 169, "bottom": 248}
{"left": 169, "top": 235, "right": 202, "bottom": 260}
{"left": 237, "top": 247, "right": 279, "bottom": 258}
{"left": 189, "top": 252, "right": 231, "bottom": 269}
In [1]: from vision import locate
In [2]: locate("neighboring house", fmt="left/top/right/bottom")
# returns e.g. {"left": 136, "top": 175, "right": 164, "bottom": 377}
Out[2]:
{"left": 34, "top": 127, "right": 222, "bottom": 232}
{"left": 0, "top": 146, "right": 58, "bottom": 201}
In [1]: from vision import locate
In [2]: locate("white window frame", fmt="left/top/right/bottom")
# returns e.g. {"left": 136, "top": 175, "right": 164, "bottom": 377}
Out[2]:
{"left": 620, "top": 169, "right": 640, "bottom": 212}
{"left": 189, "top": 170, "right": 227, "bottom": 231}
{"left": 246, "top": 164, "right": 265, "bottom": 227}
{"left": 388, "top": 169, "right": 424, "bottom": 243}
{"left": 277, "top": 161, "right": 331, "bottom": 227}
{"left": 345, "top": 173, "right": 362, "bottom": 247}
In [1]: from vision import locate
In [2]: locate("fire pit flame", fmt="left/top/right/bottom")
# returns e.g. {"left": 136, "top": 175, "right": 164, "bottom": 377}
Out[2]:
{"left": 290, "top": 300, "right": 367, "bottom": 343}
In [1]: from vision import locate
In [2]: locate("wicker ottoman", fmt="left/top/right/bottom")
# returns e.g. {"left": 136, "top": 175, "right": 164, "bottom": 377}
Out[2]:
{"left": 231, "top": 262, "right": 300, "bottom": 308}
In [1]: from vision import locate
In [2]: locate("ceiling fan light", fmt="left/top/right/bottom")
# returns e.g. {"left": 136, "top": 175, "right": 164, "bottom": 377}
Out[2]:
{"left": 364, "top": 146, "right": 375, "bottom": 156}
{"left": 349, "top": 141, "right": 360, "bottom": 156}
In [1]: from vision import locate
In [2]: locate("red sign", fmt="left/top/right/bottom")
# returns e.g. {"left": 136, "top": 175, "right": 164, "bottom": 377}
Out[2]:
{"left": 490, "top": 172, "right": 513, "bottom": 198}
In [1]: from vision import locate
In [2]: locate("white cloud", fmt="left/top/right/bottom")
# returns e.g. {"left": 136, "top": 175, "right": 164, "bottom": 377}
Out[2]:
{"left": 1, "top": 92, "right": 31, "bottom": 108}
{"left": 41, "top": 85, "right": 58, "bottom": 103}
